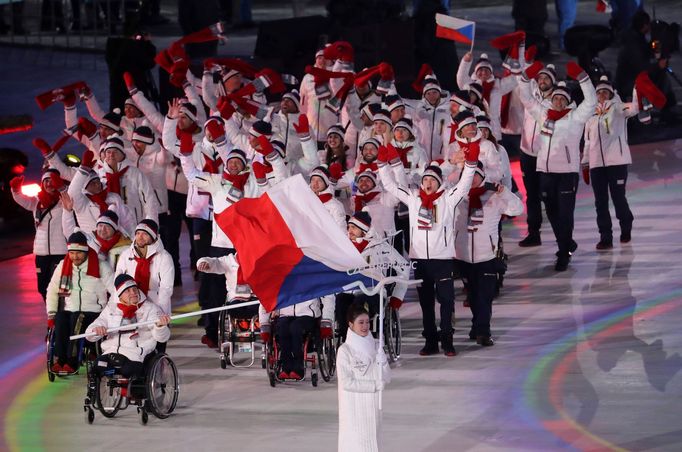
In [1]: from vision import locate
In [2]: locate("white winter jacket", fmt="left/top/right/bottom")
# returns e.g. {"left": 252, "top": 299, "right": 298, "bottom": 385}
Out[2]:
{"left": 414, "top": 97, "right": 451, "bottom": 161}
{"left": 317, "top": 186, "right": 347, "bottom": 230}
{"left": 582, "top": 94, "right": 638, "bottom": 169}
{"left": 443, "top": 132, "right": 502, "bottom": 184}
{"left": 115, "top": 240, "right": 175, "bottom": 315}
{"left": 12, "top": 191, "right": 67, "bottom": 256}
{"left": 457, "top": 60, "right": 517, "bottom": 140}
{"left": 379, "top": 163, "right": 476, "bottom": 260}
{"left": 391, "top": 139, "right": 429, "bottom": 188}
{"left": 519, "top": 76, "right": 597, "bottom": 173}
{"left": 454, "top": 186, "right": 524, "bottom": 263}
{"left": 127, "top": 141, "right": 170, "bottom": 214}
{"left": 97, "top": 159, "right": 159, "bottom": 224}
{"left": 86, "top": 294, "right": 170, "bottom": 363}
{"left": 46, "top": 256, "right": 114, "bottom": 315}
{"left": 520, "top": 81, "right": 553, "bottom": 156}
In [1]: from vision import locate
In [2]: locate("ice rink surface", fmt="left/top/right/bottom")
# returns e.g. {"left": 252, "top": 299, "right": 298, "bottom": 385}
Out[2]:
{"left": 1, "top": 138, "right": 681, "bottom": 451}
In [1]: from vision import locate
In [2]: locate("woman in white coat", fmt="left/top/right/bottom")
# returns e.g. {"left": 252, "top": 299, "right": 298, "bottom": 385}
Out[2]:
{"left": 337, "top": 304, "right": 390, "bottom": 452}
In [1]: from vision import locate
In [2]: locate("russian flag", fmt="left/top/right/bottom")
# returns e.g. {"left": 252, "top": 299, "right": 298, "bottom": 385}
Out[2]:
{"left": 435, "top": 13, "right": 475, "bottom": 44}
{"left": 215, "top": 175, "right": 377, "bottom": 312}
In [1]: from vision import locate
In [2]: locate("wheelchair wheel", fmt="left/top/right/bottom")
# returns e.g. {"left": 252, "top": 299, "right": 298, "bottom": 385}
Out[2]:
{"left": 264, "top": 342, "right": 278, "bottom": 387}
{"left": 95, "top": 374, "right": 123, "bottom": 418}
{"left": 46, "top": 327, "right": 56, "bottom": 382}
{"left": 385, "top": 307, "right": 402, "bottom": 362}
{"left": 317, "top": 336, "right": 336, "bottom": 382}
{"left": 218, "top": 308, "right": 230, "bottom": 368}
{"left": 145, "top": 354, "right": 179, "bottom": 419}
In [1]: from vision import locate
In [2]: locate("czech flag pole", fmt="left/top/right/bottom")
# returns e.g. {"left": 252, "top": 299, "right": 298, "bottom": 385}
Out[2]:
{"left": 435, "top": 13, "right": 476, "bottom": 52}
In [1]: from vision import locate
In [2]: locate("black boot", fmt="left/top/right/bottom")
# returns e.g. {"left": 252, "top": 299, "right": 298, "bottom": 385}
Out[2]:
{"left": 596, "top": 239, "right": 613, "bottom": 250}
{"left": 518, "top": 233, "right": 541, "bottom": 247}
{"left": 440, "top": 332, "right": 457, "bottom": 357}
{"left": 476, "top": 336, "right": 494, "bottom": 347}
{"left": 419, "top": 337, "right": 439, "bottom": 356}
{"left": 555, "top": 252, "right": 571, "bottom": 271}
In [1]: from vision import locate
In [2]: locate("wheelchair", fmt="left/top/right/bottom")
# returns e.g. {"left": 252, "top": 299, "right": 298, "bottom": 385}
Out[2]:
{"left": 262, "top": 316, "right": 336, "bottom": 387}
{"left": 218, "top": 297, "right": 262, "bottom": 368}
{"left": 46, "top": 314, "right": 100, "bottom": 382}
{"left": 83, "top": 351, "right": 179, "bottom": 425}
{"left": 366, "top": 302, "right": 401, "bottom": 363}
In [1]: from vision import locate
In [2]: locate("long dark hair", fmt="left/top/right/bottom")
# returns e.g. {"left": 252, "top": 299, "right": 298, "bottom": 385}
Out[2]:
{"left": 347, "top": 301, "right": 369, "bottom": 324}
{"left": 325, "top": 144, "right": 350, "bottom": 171}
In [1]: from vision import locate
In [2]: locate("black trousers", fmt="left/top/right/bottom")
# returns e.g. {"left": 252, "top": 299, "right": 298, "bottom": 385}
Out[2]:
{"left": 277, "top": 316, "right": 315, "bottom": 374}
{"left": 193, "top": 218, "right": 212, "bottom": 308}
{"left": 54, "top": 310, "right": 99, "bottom": 367}
{"left": 520, "top": 152, "right": 543, "bottom": 236}
{"left": 205, "top": 246, "right": 234, "bottom": 341}
{"left": 394, "top": 209, "right": 410, "bottom": 256}
{"left": 96, "top": 353, "right": 144, "bottom": 378}
{"left": 459, "top": 259, "right": 498, "bottom": 338}
{"left": 161, "top": 190, "right": 194, "bottom": 285}
{"left": 590, "top": 164, "right": 633, "bottom": 242}
{"left": 539, "top": 172, "right": 579, "bottom": 255}
{"left": 414, "top": 259, "right": 455, "bottom": 340}
{"left": 36, "top": 254, "right": 64, "bottom": 302}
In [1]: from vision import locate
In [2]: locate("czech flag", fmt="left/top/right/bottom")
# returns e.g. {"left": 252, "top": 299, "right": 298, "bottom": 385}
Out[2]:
{"left": 435, "top": 13, "right": 475, "bottom": 45}
{"left": 215, "top": 175, "right": 377, "bottom": 312}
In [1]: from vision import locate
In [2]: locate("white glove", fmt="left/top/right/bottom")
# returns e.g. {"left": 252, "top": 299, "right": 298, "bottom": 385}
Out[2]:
{"left": 376, "top": 380, "right": 385, "bottom": 391}
{"left": 376, "top": 349, "right": 388, "bottom": 367}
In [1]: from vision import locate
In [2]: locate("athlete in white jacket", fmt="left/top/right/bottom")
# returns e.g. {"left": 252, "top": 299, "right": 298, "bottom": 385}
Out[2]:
{"left": 378, "top": 144, "right": 480, "bottom": 356}
{"left": 86, "top": 274, "right": 170, "bottom": 377}
{"left": 518, "top": 61, "right": 597, "bottom": 270}
{"left": 582, "top": 76, "right": 638, "bottom": 249}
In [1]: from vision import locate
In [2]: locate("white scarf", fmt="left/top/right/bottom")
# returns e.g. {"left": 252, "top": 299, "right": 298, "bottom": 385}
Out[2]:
{"left": 344, "top": 328, "right": 378, "bottom": 375}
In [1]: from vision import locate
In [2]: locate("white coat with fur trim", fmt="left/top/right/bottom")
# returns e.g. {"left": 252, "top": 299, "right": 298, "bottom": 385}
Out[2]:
{"left": 115, "top": 240, "right": 175, "bottom": 315}
{"left": 86, "top": 295, "right": 170, "bottom": 363}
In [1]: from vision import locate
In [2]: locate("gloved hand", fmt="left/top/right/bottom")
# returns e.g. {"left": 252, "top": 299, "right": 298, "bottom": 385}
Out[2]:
{"left": 60, "top": 90, "right": 77, "bottom": 107}
{"left": 33, "top": 138, "right": 54, "bottom": 159}
{"left": 376, "top": 348, "right": 388, "bottom": 367}
{"left": 293, "top": 113, "right": 310, "bottom": 139}
{"left": 464, "top": 140, "right": 481, "bottom": 163}
{"left": 252, "top": 161, "right": 268, "bottom": 183}
{"left": 388, "top": 296, "right": 403, "bottom": 310}
{"left": 376, "top": 380, "right": 385, "bottom": 391}
{"left": 81, "top": 150, "right": 96, "bottom": 169}
{"left": 384, "top": 144, "right": 400, "bottom": 165}
{"left": 47, "top": 317, "right": 55, "bottom": 329}
{"left": 205, "top": 120, "right": 226, "bottom": 145}
{"left": 378, "top": 62, "right": 394, "bottom": 81}
{"left": 256, "top": 135, "right": 275, "bottom": 157}
{"left": 50, "top": 172, "right": 66, "bottom": 192}
{"left": 582, "top": 164, "right": 590, "bottom": 185}
{"left": 123, "top": 72, "right": 137, "bottom": 95}
{"left": 523, "top": 61, "right": 544, "bottom": 80}
{"left": 320, "top": 320, "right": 333, "bottom": 339}
{"left": 9, "top": 175, "right": 24, "bottom": 193}
{"left": 78, "top": 117, "right": 98, "bottom": 139}
{"left": 566, "top": 61, "right": 588, "bottom": 82}
{"left": 179, "top": 131, "right": 194, "bottom": 155}
{"left": 328, "top": 162, "right": 343, "bottom": 183}
{"left": 216, "top": 96, "right": 236, "bottom": 120}
{"left": 260, "top": 324, "right": 271, "bottom": 343}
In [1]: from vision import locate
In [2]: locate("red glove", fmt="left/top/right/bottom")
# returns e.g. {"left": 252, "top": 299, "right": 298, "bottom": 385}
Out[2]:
{"left": 81, "top": 150, "right": 95, "bottom": 169}
{"left": 524, "top": 61, "right": 544, "bottom": 80}
{"left": 328, "top": 162, "right": 343, "bottom": 182}
{"left": 256, "top": 135, "right": 274, "bottom": 157}
{"left": 123, "top": 72, "right": 137, "bottom": 93}
{"left": 216, "top": 96, "right": 236, "bottom": 120}
{"left": 379, "top": 62, "right": 394, "bottom": 81}
{"left": 60, "top": 90, "right": 77, "bottom": 107}
{"left": 320, "top": 320, "right": 333, "bottom": 339}
{"left": 78, "top": 117, "right": 98, "bottom": 139}
{"left": 205, "top": 120, "right": 225, "bottom": 143}
{"left": 260, "top": 331, "right": 271, "bottom": 343}
{"left": 179, "top": 131, "right": 194, "bottom": 155}
{"left": 464, "top": 141, "right": 481, "bottom": 163}
{"left": 385, "top": 144, "right": 400, "bottom": 163}
{"left": 582, "top": 165, "right": 590, "bottom": 185}
{"left": 50, "top": 172, "right": 66, "bottom": 192}
{"left": 9, "top": 175, "right": 24, "bottom": 193}
{"left": 293, "top": 114, "right": 310, "bottom": 136}
{"left": 252, "top": 161, "right": 268, "bottom": 181}
{"left": 33, "top": 138, "right": 54, "bottom": 158}
{"left": 389, "top": 297, "right": 403, "bottom": 310}
{"left": 47, "top": 318, "right": 55, "bottom": 329}
{"left": 525, "top": 45, "right": 538, "bottom": 63}
{"left": 377, "top": 145, "right": 389, "bottom": 163}
{"left": 566, "top": 61, "right": 587, "bottom": 82}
